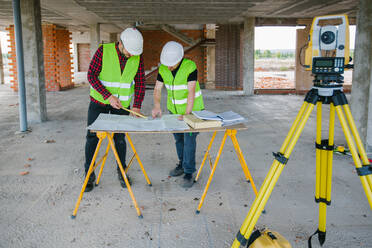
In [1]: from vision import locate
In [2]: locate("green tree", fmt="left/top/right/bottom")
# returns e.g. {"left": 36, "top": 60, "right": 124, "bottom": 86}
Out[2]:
{"left": 263, "top": 50, "right": 272, "bottom": 58}
{"left": 255, "top": 49, "right": 262, "bottom": 59}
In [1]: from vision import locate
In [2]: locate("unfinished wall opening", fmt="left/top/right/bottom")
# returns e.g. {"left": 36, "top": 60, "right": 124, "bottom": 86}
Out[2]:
{"left": 77, "top": 43, "right": 90, "bottom": 72}
{"left": 254, "top": 26, "right": 297, "bottom": 92}
{"left": 254, "top": 26, "right": 355, "bottom": 94}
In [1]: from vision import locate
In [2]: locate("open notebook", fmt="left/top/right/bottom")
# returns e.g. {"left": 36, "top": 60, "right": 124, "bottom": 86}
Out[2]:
{"left": 192, "top": 110, "right": 245, "bottom": 126}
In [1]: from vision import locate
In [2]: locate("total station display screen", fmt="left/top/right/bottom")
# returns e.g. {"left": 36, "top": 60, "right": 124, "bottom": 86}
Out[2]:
{"left": 315, "top": 59, "right": 333, "bottom": 67}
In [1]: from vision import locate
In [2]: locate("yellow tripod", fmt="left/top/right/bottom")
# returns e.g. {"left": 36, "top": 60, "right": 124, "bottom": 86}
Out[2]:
{"left": 232, "top": 88, "right": 372, "bottom": 247}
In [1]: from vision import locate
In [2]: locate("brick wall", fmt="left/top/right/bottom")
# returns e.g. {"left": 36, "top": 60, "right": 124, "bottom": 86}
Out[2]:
{"left": 6, "top": 26, "right": 18, "bottom": 91}
{"left": 203, "top": 27, "right": 208, "bottom": 86}
{"left": 42, "top": 24, "right": 59, "bottom": 91}
{"left": 6, "top": 24, "right": 73, "bottom": 92}
{"left": 215, "top": 24, "right": 243, "bottom": 90}
{"left": 142, "top": 29, "right": 205, "bottom": 86}
{"left": 56, "top": 28, "right": 74, "bottom": 90}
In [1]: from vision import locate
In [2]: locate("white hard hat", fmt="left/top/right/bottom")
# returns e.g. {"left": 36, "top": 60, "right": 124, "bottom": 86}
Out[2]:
{"left": 160, "top": 41, "right": 184, "bottom": 66}
{"left": 120, "top": 28, "right": 143, "bottom": 55}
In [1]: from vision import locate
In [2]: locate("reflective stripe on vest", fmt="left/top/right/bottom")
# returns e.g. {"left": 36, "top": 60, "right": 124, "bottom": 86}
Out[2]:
{"left": 100, "top": 80, "right": 134, "bottom": 89}
{"left": 90, "top": 85, "right": 134, "bottom": 101}
{"left": 159, "top": 58, "right": 204, "bottom": 114}
{"left": 170, "top": 91, "right": 202, "bottom": 105}
{"left": 90, "top": 43, "right": 139, "bottom": 107}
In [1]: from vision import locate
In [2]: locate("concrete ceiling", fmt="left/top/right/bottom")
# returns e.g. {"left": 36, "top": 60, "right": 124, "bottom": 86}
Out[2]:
{"left": 0, "top": 0, "right": 359, "bottom": 32}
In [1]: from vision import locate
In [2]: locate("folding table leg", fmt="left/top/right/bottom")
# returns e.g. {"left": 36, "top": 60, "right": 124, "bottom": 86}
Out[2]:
{"left": 96, "top": 133, "right": 113, "bottom": 186}
{"left": 196, "top": 130, "right": 228, "bottom": 213}
{"left": 72, "top": 134, "right": 104, "bottom": 219}
{"left": 125, "top": 133, "right": 152, "bottom": 186}
{"left": 195, "top": 131, "right": 217, "bottom": 182}
{"left": 230, "top": 131, "right": 258, "bottom": 196}
{"left": 107, "top": 133, "right": 143, "bottom": 218}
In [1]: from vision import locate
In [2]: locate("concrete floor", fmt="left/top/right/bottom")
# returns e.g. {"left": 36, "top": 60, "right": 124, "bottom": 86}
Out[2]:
{"left": 0, "top": 84, "right": 371, "bottom": 248}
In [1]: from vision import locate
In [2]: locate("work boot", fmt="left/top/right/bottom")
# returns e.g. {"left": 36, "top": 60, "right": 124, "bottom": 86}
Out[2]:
{"left": 181, "top": 173, "right": 194, "bottom": 188}
{"left": 169, "top": 162, "right": 184, "bottom": 177}
{"left": 117, "top": 167, "right": 132, "bottom": 188}
{"left": 84, "top": 172, "right": 96, "bottom": 192}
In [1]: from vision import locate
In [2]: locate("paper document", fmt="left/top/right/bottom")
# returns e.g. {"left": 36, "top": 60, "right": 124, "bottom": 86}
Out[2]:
{"left": 87, "top": 114, "right": 189, "bottom": 132}
{"left": 218, "top": 111, "right": 245, "bottom": 122}
{"left": 191, "top": 110, "right": 222, "bottom": 121}
{"left": 192, "top": 110, "right": 246, "bottom": 126}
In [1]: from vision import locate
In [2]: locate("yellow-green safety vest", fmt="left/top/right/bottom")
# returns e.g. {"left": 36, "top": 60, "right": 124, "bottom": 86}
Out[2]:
{"left": 158, "top": 58, "right": 204, "bottom": 114}
{"left": 90, "top": 42, "right": 140, "bottom": 108}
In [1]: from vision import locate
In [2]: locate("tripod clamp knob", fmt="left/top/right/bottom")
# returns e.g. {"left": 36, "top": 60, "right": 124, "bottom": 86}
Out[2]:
{"left": 272, "top": 152, "right": 288, "bottom": 165}
{"left": 356, "top": 165, "right": 372, "bottom": 176}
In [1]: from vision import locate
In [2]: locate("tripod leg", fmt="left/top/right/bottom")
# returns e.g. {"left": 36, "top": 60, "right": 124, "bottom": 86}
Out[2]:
{"left": 280, "top": 101, "right": 309, "bottom": 152}
{"left": 232, "top": 100, "right": 317, "bottom": 248}
{"left": 343, "top": 105, "right": 370, "bottom": 165}
{"left": 195, "top": 131, "right": 217, "bottom": 182}
{"left": 315, "top": 102, "right": 322, "bottom": 202}
{"left": 342, "top": 105, "right": 372, "bottom": 191}
{"left": 312, "top": 103, "right": 335, "bottom": 246}
{"left": 326, "top": 103, "right": 335, "bottom": 208}
{"left": 335, "top": 105, "right": 372, "bottom": 208}
{"left": 315, "top": 102, "right": 327, "bottom": 244}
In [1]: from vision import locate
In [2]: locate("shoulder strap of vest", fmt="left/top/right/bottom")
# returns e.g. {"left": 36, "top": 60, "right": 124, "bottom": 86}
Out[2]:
{"left": 179, "top": 58, "right": 196, "bottom": 73}
{"left": 159, "top": 64, "right": 169, "bottom": 76}
{"left": 102, "top": 42, "right": 115, "bottom": 49}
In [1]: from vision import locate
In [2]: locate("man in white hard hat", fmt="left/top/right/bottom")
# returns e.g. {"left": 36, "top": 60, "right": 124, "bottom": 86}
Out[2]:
{"left": 84, "top": 27, "right": 146, "bottom": 192}
{"left": 152, "top": 41, "right": 204, "bottom": 188}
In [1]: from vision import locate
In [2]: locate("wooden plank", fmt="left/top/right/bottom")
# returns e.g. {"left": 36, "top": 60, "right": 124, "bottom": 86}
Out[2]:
{"left": 183, "top": 114, "right": 222, "bottom": 129}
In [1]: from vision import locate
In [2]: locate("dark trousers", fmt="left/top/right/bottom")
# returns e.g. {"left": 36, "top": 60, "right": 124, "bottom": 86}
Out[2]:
{"left": 173, "top": 132, "right": 198, "bottom": 174}
{"left": 84, "top": 101, "right": 129, "bottom": 173}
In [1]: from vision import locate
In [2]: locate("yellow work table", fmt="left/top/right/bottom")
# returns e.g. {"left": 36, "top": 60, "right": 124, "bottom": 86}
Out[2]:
{"left": 72, "top": 122, "right": 258, "bottom": 218}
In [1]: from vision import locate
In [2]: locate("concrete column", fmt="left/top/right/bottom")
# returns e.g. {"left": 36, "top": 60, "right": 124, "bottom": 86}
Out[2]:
{"left": 0, "top": 39, "right": 4, "bottom": 84}
{"left": 205, "top": 46, "right": 215, "bottom": 89}
{"left": 350, "top": 0, "right": 372, "bottom": 148}
{"left": 243, "top": 17, "right": 255, "bottom": 95}
{"left": 205, "top": 24, "right": 215, "bottom": 89}
{"left": 20, "top": 0, "right": 47, "bottom": 122}
{"left": 109, "top": 33, "right": 118, "bottom": 43}
{"left": 295, "top": 25, "right": 313, "bottom": 93}
{"left": 90, "top": 23, "right": 100, "bottom": 58}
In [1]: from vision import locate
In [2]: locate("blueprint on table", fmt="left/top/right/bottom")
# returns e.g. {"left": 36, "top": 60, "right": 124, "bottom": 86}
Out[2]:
{"left": 87, "top": 113, "right": 190, "bottom": 132}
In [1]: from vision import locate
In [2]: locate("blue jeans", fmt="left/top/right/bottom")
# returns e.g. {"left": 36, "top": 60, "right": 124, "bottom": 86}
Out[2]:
{"left": 173, "top": 132, "right": 198, "bottom": 174}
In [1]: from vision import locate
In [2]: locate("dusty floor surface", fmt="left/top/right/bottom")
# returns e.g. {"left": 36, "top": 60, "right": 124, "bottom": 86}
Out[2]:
{"left": 0, "top": 84, "right": 371, "bottom": 248}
